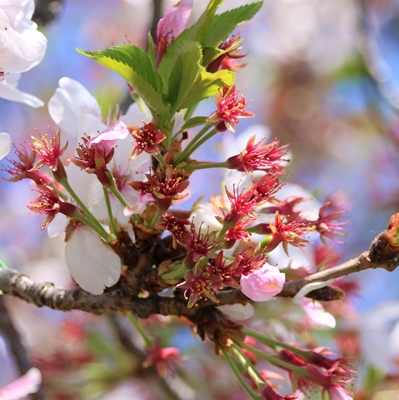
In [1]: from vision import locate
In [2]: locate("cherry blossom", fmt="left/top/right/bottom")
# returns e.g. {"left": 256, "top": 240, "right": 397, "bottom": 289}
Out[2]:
{"left": 48, "top": 77, "right": 151, "bottom": 222}
{"left": 208, "top": 85, "right": 254, "bottom": 132}
{"left": 0, "top": 0, "right": 47, "bottom": 107}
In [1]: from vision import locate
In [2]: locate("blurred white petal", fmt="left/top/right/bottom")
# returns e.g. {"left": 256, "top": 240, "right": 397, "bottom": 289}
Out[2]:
{"left": 0, "top": 73, "right": 43, "bottom": 107}
{"left": 218, "top": 304, "right": 255, "bottom": 321}
{"left": 0, "top": 132, "right": 11, "bottom": 160}
{"left": 65, "top": 226, "right": 121, "bottom": 295}
{"left": 300, "top": 298, "right": 336, "bottom": 328}
{"left": 0, "top": 1, "right": 47, "bottom": 73}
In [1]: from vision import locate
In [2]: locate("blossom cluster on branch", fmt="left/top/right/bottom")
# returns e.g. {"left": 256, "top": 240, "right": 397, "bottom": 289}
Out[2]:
{"left": 2, "top": 0, "right": 398, "bottom": 399}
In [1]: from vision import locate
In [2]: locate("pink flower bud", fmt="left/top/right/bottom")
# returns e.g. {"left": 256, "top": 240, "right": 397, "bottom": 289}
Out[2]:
{"left": 240, "top": 263, "right": 285, "bottom": 301}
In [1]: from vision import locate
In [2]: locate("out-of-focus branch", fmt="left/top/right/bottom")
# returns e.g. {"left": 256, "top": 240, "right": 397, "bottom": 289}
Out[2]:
{"left": 0, "top": 297, "right": 44, "bottom": 400}
{"left": 107, "top": 314, "right": 184, "bottom": 400}
{"left": 33, "top": 0, "right": 63, "bottom": 26}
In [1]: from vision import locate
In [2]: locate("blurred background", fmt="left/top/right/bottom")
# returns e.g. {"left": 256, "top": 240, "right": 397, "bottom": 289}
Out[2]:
{"left": 1, "top": 0, "right": 399, "bottom": 398}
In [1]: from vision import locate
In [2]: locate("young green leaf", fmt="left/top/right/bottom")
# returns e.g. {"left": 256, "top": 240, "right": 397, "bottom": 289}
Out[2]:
{"left": 77, "top": 45, "right": 169, "bottom": 116}
{"left": 167, "top": 41, "right": 202, "bottom": 113}
{"left": 205, "top": 1, "right": 263, "bottom": 48}
{"left": 190, "top": 0, "right": 224, "bottom": 45}
{"left": 181, "top": 68, "right": 235, "bottom": 110}
{"left": 77, "top": 44, "right": 158, "bottom": 89}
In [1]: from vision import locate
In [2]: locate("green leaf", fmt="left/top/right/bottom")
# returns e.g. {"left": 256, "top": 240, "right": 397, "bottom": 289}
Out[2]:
{"left": 78, "top": 45, "right": 169, "bottom": 116}
{"left": 157, "top": 27, "right": 193, "bottom": 90}
{"left": 181, "top": 116, "right": 209, "bottom": 130}
{"left": 181, "top": 68, "right": 234, "bottom": 109}
{"left": 205, "top": 1, "right": 263, "bottom": 48}
{"left": 190, "top": 0, "right": 224, "bottom": 44}
{"left": 167, "top": 41, "right": 202, "bottom": 113}
{"left": 78, "top": 44, "right": 157, "bottom": 89}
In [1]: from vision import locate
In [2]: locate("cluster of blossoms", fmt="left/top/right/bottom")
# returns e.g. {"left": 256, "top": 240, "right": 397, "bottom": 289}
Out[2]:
{"left": 0, "top": 0, "right": 352, "bottom": 398}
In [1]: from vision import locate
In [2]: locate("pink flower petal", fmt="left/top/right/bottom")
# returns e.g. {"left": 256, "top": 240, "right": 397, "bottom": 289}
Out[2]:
{"left": 0, "top": 368, "right": 42, "bottom": 400}
{"left": 88, "top": 121, "right": 129, "bottom": 147}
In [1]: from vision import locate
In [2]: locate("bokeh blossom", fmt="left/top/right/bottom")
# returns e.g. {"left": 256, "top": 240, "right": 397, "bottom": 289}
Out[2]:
{"left": 0, "top": 0, "right": 47, "bottom": 107}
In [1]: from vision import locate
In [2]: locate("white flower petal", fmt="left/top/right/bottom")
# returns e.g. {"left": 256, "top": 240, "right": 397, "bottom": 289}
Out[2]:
{"left": 65, "top": 226, "right": 121, "bottom": 295}
{"left": 0, "top": 74, "right": 43, "bottom": 107}
{"left": 79, "top": 113, "right": 107, "bottom": 138}
{"left": 0, "top": 2, "right": 47, "bottom": 73}
{"left": 47, "top": 213, "right": 68, "bottom": 238}
{"left": 0, "top": 132, "right": 11, "bottom": 160}
{"left": 48, "top": 77, "right": 102, "bottom": 137}
{"left": 119, "top": 102, "right": 150, "bottom": 126}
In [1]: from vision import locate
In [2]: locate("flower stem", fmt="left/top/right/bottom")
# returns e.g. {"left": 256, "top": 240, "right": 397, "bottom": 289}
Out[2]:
{"left": 103, "top": 187, "right": 117, "bottom": 235}
{"left": 236, "top": 340, "right": 304, "bottom": 375}
{"left": 221, "top": 348, "right": 262, "bottom": 400}
{"left": 62, "top": 180, "right": 109, "bottom": 239}
{"left": 174, "top": 124, "right": 214, "bottom": 165}
{"left": 183, "top": 161, "right": 228, "bottom": 172}
{"left": 243, "top": 328, "right": 308, "bottom": 356}
{"left": 105, "top": 173, "right": 130, "bottom": 209}
{"left": 232, "top": 343, "right": 265, "bottom": 387}
{"left": 127, "top": 314, "right": 153, "bottom": 348}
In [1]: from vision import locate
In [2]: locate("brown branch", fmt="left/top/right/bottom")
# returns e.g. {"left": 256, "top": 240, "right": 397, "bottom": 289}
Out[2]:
{"left": 279, "top": 250, "right": 398, "bottom": 297}
{"left": 0, "top": 249, "right": 397, "bottom": 316}
{"left": 1, "top": 215, "right": 399, "bottom": 315}
{"left": 0, "top": 297, "right": 45, "bottom": 400}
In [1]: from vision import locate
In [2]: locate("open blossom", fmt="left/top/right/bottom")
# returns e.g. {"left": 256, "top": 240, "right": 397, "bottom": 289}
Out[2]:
{"left": 240, "top": 263, "right": 285, "bottom": 302}
{"left": 2, "top": 142, "right": 51, "bottom": 184}
{"left": 71, "top": 122, "right": 130, "bottom": 187}
{"left": 177, "top": 269, "right": 221, "bottom": 308}
{"left": 313, "top": 202, "right": 348, "bottom": 244}
{"left": 31, "top": 129, "right": 68, "bottom": 172}
{"left": 129, "top": 165, "right": 189, "bottom": 212}
{"left": 208, "top": 85, "right": 254, "bottom": 132}
{"left": 207, "top": 33, "right": 247, "bottom": 73}
{"left": 143, "top": 341, "right": 188, "bottom": 378}
{"left": 0, "top": 0, "right": 47, "bottom": 107}
{"left": 129, "top": 122, "right": 166, "bottom": 159}
{"left": 28, "top": 184, "right": 77, "bottom": 230}
{"left": 226, "top": 136, "right": 289, "bottom": 175}
{"left": 0, "top": 132, "right": 11, "bottom": 160}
